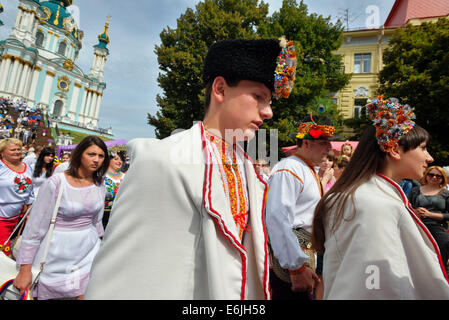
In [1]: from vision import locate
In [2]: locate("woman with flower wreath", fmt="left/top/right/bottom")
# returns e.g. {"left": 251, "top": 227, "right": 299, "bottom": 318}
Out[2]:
{"left": 339, "top": 142, "right": 353, "bottom": 161}
{"left": 0, "top": 138, "right": 34, "bottom": 257}
{"left": 102, "top": 149, "right": 126, "bottom": 230}
{"left": 312, "top": 98, "right": 449, "bottom": 299}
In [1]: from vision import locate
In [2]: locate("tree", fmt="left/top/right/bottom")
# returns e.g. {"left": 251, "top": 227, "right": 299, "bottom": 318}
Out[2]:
{"left": 149, "top": 0, "right": 351, "bottom": 156}
{"left": 149, "top": 0, "right": 269, "bottom": 138}
{"left": 259, "top": 0, "right": 350, "bottom": 150}
{"left": 378, "top": 18, "right": 449, "bottom": 164}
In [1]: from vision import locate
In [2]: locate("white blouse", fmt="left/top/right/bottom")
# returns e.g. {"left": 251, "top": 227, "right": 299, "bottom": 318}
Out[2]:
{"left": 17, "top": 173, "right": 105, "bottom": 299}
{"left": 0, "top": 159, "right": 34, "bottom": 219}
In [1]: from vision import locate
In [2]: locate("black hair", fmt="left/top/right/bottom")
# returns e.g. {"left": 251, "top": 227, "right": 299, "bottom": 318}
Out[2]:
{"left": 33, "top": 147, "right": 55, "bottom": 178}
{"left": 67, "top": 136, "right": 110, "bottom": 185}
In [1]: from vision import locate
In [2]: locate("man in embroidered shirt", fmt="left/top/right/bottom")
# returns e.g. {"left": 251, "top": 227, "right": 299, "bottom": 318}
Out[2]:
{"left": 86, "top": 38, "right": 298, "bottom": 299}
{"left": 266, "top": 114, "right": 341, "bottom": 300}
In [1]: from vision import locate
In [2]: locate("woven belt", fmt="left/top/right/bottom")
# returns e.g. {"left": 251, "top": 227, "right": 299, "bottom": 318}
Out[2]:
{"left": 269, "top": 228, "right": 316, "bottom": 283}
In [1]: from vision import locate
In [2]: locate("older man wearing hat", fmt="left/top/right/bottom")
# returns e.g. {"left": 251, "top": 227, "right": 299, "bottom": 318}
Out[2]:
{"left": 266, "top": 113, "right": 342, "bottom": 300}
{"left": 85, "top": 37, "right": 297, "bottom": 300}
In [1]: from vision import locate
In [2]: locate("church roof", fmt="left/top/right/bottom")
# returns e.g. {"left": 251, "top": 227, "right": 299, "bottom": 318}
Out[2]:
{"left": 39, "top": 1, "right": 83, "bottom": 42}
{"left": 97, "top": 19, "right": 110, "bottom": 47}
{"left": 384, "top": 0, "right": 449, "bottom": 28}
{"left": 0, "top": 2, "right": 3, "bottom": 26}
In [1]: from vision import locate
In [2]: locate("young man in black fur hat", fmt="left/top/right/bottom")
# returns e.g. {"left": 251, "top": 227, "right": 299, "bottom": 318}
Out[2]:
{"left": 86, "top": 37, "right": 297, "bottom": 299}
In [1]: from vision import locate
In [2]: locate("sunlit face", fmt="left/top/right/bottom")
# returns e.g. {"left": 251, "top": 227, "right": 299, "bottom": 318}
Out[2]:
{"left": 220, "top": 80, "right": 273, "bottom": 142}
{"left": 426, "top": 168, "right": 444, "bottom": 187}
{"left": 43, "top": 154, "right": 54, "bottom": 164}
{"left": 109, "top": 155, "right": 123, "bottom": 172}
{"left": 398, "top": 142, "right": 433, "bottom": 181}
{"left": 342, "top": 145, "right": 352, "bottom": 157}
{"left": 319, "top": 156, "right": 333, "bottom": 171}
{"left": 62, "top": 154, "right": 70, "bottom": 162}
{"left": 80, "top": 145, "right": 105, "bottom": 174}
{"left": 1, "top": 143, "right": 22, "bottom": 163}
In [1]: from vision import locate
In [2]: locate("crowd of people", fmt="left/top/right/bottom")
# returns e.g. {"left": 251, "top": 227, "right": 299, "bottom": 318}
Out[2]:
{"left": 0, "top": 97, "right": 47, "bottom": 145}
{"left": 0, "top": 136, "right": 127, "bottom": 300}
{"left": 1, "top": 37, "right": 448, "bottom": 301}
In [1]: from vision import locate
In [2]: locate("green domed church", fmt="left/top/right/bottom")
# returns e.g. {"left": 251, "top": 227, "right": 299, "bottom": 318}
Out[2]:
{"left": 0, "top": 0, "right": 112, "bottom": 137}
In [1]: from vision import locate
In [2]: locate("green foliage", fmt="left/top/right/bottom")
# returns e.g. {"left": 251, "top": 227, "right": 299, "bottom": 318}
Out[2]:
{"left": 149, "top": 0, "right": 268, "bottom": 138}
{"left": 149, "top": 0, "right": 351, "bottom": 154}
{"left": 58, "top": 129, "right": 113, "bottom": 145}
{"left": 378, "top": 18, "right": 449, "bottom": 164}
{"left": 260, "top": 0, "right": 351, "bottom": 151}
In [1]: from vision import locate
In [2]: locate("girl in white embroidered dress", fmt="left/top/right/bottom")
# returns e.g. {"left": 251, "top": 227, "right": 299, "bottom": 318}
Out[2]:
{"left": 312, "top": 123, "right": 449, "bottom": 299}
{"left": 14, "top": 136, "right": 109, "bottom": 300}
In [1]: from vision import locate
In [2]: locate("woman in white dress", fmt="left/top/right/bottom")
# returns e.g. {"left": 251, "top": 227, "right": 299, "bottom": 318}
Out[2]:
{"left": 312, "top": 98, "right": 449, "bottom": 299}
{"left": 31, "top": 147, "right": 55, "bottom": 198}
{"left": 14, "top": 136, "right": 109, "bottom": 300}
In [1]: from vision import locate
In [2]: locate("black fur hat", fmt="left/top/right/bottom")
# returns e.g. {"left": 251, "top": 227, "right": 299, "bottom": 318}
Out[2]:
{"left": 203, "top": 38, "right": 296, "bottom": 99}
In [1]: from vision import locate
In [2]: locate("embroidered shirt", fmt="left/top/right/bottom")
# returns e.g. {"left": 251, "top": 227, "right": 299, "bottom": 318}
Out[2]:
{"left": 265, "top": 155, "right": 322, "bottom": 270}
{"left": 104, "top": 172, "right": 126, "bottom": 211}
{"left": 204, "top": 129, "right": 250, "bottom": 240}
{"left": 0, "top": 159, "right": 34, "bottom": 219}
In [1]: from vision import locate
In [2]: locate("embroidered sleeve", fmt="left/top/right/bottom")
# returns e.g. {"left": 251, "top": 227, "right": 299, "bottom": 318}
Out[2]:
{"left": 16, "top": 177, "right": 59, "bottom": 265}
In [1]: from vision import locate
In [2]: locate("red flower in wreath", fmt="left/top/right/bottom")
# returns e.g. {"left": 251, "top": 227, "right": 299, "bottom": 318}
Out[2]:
{"left": 309, "top": 129, "right": 323, "bottom": 139}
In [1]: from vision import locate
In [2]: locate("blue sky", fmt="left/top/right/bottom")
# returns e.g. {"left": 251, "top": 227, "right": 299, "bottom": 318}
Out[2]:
{"left": 0, "top": 0, "right": 395, "bottom": 141}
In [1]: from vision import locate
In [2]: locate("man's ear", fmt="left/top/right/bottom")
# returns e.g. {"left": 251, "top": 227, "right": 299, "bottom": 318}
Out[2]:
{"left": 388, "top": 142, "right": 401, "bottom": 160}
{"left": 211, "top": 76, "right": 226, "bottom": 103}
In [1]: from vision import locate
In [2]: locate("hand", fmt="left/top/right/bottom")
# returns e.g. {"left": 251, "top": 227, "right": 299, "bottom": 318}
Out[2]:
{"left": 321, "top": 168, "right": 334, "bottom": 185}
{"left": 289, "top": 267, "right": 320, "bottom": 299}
{"left": 416, "top": 207, "right": 443, "bottom": 220}
{"left": 13, "top": 265, "right": 33, "bottom": 297}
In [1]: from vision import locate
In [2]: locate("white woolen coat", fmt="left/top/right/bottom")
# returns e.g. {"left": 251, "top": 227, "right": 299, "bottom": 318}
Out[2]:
{"left": 323, "top": 174, "right": 449, "bottom": 299}
{"left": 85, "top": 122, "right": 271, "bottom": 300}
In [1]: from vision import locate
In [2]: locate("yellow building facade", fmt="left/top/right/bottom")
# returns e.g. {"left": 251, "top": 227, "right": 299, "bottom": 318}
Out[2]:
{"left": 333, "top": 28, "right": 395, "bottom": 119}
{"left": 333, "top": 0, "right": 449, "bottom": 121}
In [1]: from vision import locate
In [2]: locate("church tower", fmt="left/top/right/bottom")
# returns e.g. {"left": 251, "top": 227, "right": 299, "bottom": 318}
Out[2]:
{"left": 0, "top": 2, "right": 4, "bottom": 26}
{"left": 10, "top": 0, "right": 41, "bottom": 47}
{"left": 89, "top": 17, "right": 110, "bottom": 82}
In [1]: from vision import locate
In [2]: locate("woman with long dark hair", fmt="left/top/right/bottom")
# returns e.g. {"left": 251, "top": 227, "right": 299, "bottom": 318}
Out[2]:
{"left": 13, "top": 136, "right": 109, "bottom": 300}
{"left": 312, "top": 98, "right": 449, "bottom": 299}
{"left": 32, "top": 147, "right": 55, "bottom": 197}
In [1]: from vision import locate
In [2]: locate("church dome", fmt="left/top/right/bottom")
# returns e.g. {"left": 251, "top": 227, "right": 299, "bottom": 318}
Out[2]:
{"left": 39, "top": 0, "right": 83, "bottom": 42}
{"left": 96, "top": 19, "right": 110, "bottom": 49}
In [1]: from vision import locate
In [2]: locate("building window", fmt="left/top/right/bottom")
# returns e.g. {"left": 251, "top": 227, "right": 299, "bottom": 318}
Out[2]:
{"left": 354, "top": 98, "right": 368, "bottom": 119}
{"left": 58, "top": 41, "right": 67, "bottom": 56}
{"left": 53, "top": 100, "right": 64, "bottom": 118}
{"left": 35, "top": 31, "right": 45, "bottom": 47}
{"left": 354, "top": 53, "right": 371, "bottom": 73}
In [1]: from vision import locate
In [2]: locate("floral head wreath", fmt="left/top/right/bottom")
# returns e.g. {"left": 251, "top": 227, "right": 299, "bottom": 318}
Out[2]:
{"left": 366, "top": 96, "right": 416, "bottom": 153}
{"left": 296, "top": 113, "right": 335, "bottom": 140}
{"left": 273, "top": 37, "right": 297, "bottom": 100}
